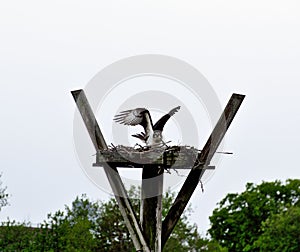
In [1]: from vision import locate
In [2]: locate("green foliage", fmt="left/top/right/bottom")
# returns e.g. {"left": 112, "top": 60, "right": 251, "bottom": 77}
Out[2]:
{"left": 0, "top": 173, "right": 9, "bottom": 211}
{"left": 33, "top": 196, "right": 100, "bottom": 252}
{"left": 208, "top": 179, "right": 300, "bottom": 252}
{"left": 90, "top": 188, "right": 208, "bottom": 251}
{"left": 163, "top": 193, "right": 224, "bottom": 251}
{"left": 0, "top": 187, "right": 216, "bottom": 251}
{"left": 254, "top": 205, "right": 300, "bottom": 252}
{"left": 0, "top": 219, "right": 38, "bottom": 251}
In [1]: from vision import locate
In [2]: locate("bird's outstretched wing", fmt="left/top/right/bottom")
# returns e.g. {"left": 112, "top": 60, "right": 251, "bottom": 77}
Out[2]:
{"left": 153, "top": 106, "right": 181, "bottom": 131}
{"left": 114, "top": 108, "right": 147, "bottom": 126}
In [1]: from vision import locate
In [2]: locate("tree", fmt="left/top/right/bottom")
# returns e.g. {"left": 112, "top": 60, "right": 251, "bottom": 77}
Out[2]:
{"left": 55, "top": 188, "right": 210, "bottom": 251}
{"left": 254, "top": 205, "right": 300, "bottom": 251}
{"left": 208, "top": 179, "right": 300, "bottom": 251}
{"left": 90, "top": 188, "right": 211, "bottom": 251}
{"left": 0, "top": 220, "right": 38, "bottom": 251}
{"left": 35, "top": 200, "right": 99, "bottom": 252}
{"left": 0, "top": 173, "right": 9, "bottom": 211}
{"left": 1, "top": 187, "right": 220, "bottom": 251}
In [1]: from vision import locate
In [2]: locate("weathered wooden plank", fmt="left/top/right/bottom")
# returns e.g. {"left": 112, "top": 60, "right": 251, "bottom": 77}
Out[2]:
{"left": 71, "top": 89, "right": 150, "bottom": 252}
{"left": 103, "top": 164, "right": 150, "bottom": 252}
{"left": 71, "top": 89, "right": 108, "bottom": 150}
{"left": 140, "top": 165, "right": 164, "bottom": 252}
{"left": 161, "top": 93, "right": 245, "bottom": 248}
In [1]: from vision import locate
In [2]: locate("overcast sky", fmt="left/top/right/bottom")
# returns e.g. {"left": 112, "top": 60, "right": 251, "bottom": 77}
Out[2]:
{"left": 0, "top": 0, "right": 300, "bottom": 235}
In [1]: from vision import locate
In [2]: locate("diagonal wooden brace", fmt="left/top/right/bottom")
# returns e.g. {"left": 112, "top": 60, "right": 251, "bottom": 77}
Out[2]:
{"left": 161, "top": 93, "right": 245, "bottom": 248}
{"left": 71, "top": 89, "right": 150, "bottom": 252}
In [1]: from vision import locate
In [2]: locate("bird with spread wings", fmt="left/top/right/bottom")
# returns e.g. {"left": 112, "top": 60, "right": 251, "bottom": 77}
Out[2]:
{"left": 114, "top": 106, "right": 180, "bottom": 146}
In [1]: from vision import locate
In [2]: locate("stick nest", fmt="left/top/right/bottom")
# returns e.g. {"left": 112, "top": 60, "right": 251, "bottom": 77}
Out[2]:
{"left": 96, "top": 145, "right": 201, "bottom": 168}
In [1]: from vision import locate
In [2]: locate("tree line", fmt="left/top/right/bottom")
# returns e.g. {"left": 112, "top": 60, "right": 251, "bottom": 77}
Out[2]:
{"left": 0, "top": 174, "right": 299, "bottom": 251}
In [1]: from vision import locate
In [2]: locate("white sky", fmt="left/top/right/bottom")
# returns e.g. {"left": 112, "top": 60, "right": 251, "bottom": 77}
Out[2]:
{"left": 0, "top": 0, "right": 300, "bottom": 235}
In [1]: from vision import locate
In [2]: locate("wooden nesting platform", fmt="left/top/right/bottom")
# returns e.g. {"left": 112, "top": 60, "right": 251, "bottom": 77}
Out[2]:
{"left": 72, "top": 90, "right": 245, "bottom": 251}
{"left": 93, "top": 145, "right": 215, "bottom": 170}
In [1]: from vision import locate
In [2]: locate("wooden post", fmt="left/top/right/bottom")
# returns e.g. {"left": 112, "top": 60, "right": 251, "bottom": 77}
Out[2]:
{"left": 71, "top": 89, "right": 150, "bottom": 252}
{"left": 161, "top": 93, "right": 245, "bottom": 248}
{"left": 104, "top": 163, "right": 150, "bottom": 252}
{"left": 140, "top": 165, "right": 164, "bottom": 252}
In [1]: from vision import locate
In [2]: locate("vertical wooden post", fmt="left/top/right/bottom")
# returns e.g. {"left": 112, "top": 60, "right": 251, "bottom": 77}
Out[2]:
{"left": 161, "top": 93, "right": 245, "bottom": 248}
{"left": 140, "top": 165, "right": 164, "bottom": 252}
{"left": 71, "top": 89, "right": 150, "bottom": 252}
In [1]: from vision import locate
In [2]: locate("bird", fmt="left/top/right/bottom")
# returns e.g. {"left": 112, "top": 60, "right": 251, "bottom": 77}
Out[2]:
{"left": 113, "top": 106, "right": 180, "bottom": 146}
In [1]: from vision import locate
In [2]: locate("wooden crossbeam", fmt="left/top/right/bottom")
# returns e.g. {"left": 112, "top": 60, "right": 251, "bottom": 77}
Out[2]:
{"left": 71, "top": 89, "right": 150, "bottom": 252}
{"left": 93, "top": 162, "right": 215, "bottom": 170}
{"left": 161, "top": 93, "right": 245, "bottom": 248}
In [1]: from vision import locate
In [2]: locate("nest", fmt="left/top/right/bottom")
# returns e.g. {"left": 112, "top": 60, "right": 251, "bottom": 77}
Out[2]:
{"left": 95, "top": 145, "right": 202, "bottom": 168}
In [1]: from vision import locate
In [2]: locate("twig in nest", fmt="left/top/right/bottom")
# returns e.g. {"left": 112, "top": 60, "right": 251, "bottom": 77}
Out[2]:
{"left": 199, "top": 180, "right": 204, "bottom": 193}
{"left": 134, "top": 143, "right": 144, "bottom": 149}
{"left": 108, "top": 143, "right": 117, "bottom": 150}
{"left": 165, "top": 168, "right": 171, "bottom": 174}
{"left": 172, "top": 168, "right": 186, "bottom": 177}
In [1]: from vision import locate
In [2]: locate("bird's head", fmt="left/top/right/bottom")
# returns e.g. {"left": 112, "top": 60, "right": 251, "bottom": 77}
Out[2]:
{"left": 152, "top": 130, "right": 163, "bottom": 143}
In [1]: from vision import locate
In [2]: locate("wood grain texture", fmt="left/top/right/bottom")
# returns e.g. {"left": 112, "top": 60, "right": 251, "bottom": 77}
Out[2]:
{"left": 141, "top": 165, "right": 164, "bottom": 251}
